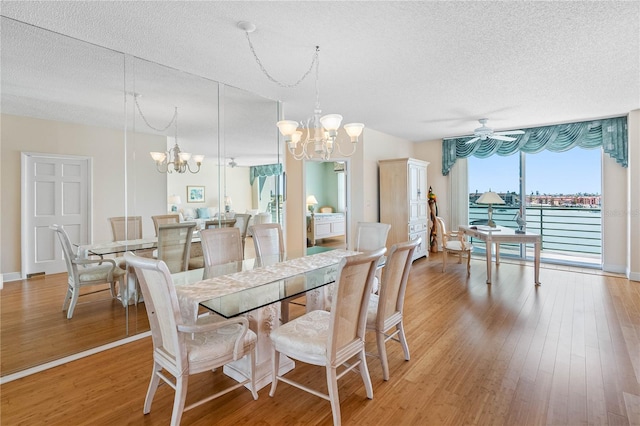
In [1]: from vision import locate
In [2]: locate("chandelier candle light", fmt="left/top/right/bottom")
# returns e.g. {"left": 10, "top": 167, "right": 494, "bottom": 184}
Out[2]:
{"left": 135, "top": 94, "right": 204, "bottom": 174}
{"left": 239, "top": 21, "right": 364, "bottom": 161}
{"left": 476, "top": 190, "right": 506, "bottom": 228}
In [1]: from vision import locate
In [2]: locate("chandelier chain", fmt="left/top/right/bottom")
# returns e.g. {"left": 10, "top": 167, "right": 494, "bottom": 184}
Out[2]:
{"left": 244, "top": 31, "right": 319, "bottom": 88}
{"left": 134, "top": 95, "right": 177, "bottom": 133}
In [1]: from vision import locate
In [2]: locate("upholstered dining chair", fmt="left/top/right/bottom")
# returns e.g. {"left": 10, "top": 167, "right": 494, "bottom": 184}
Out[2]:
{"left": 435, "top": 216, "right": 473, "bottom": 274}
{"left": 366, "top": 238, "right": 420, "bottom": 381}
{"left": 232, "top": 213, "right": 251, "bottom": 256}
{"left": 50, "top": 224, "right": 126, "bottom": 319}
{"left": 156, "top": 222, "right": 196, "bottom": 274}
{"left": 355, "top": 221, "right": 391, "bottom": 294}
{"left": 151, "top": 214, "right": 180, "bottom": 237}
{"left": 204, "top": 218, "right": 236, "bottom": 229}
{"left": 250, "top": 223, "right": 294, "bottom": 321}
{"left": 269, "top": 248, "right": 386, "bottom": 426}
{"left": 250, "top": 223, "right": 285, "bottom": 266}
{"left": 199, "top": 227, "right": 244, "bottom": 273}
{"left": 355, "top": 221, "right": 391, "bottom": 252}
{"left": 124, "top": 252, "right": 258, "bottom": 426}
{"left": 108, "top": 216, "right": 143, "bottom": 241}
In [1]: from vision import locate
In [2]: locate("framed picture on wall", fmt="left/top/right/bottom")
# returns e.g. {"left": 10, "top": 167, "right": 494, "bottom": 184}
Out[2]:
{"left": 187, "top": 186, "right": 205, "bottom": 203}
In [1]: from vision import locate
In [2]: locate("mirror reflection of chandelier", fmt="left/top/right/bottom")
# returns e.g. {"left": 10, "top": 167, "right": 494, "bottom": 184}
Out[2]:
{"left": 239, "top": 22, "right": 364, "bottom": 161}
{"left": 135, "top": 94, "right": 204, "bottom": 174}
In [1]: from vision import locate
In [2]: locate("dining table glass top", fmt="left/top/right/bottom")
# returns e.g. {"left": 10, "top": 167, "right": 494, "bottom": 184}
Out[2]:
{"left": 77, "top": 233, "right": 202, "bottom": 257}
{"left": 172, "top": 248, "right": 357, "bottom": 320}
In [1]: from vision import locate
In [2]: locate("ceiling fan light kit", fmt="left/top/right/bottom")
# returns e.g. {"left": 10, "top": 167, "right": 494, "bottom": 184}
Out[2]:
{"left": 464, "top": 118, "right": 524, "bottom": 144}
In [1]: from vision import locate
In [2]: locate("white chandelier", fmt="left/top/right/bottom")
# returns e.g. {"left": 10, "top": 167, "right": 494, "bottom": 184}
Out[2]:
{"left": 135, "top": 94, "right": 204, "bottom": 174}
{"left": 239, "top": 22, "right": 364, "bottom": 161}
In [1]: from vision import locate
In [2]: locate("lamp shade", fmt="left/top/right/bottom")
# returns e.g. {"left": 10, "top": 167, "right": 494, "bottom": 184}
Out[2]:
{"left": 344, "top": 123, "right": 365, "bottom": 139}
{"left": 168, "top": 194, "right": 181, "bottom": 205}
{"left": 306, "top": 195, "right": 319, "bottom": 205}
{"left": 319, "top": 114, "right": 343, "bottom": 131}
{"left": 476, "top": 191, "right": 506, "bottom": 205}
{"left": 276, "top": 120, "right": 299, "bottom": 136}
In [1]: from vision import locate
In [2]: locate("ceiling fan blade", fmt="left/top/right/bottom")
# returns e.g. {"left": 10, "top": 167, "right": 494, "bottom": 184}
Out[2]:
{"left": 464, "top": 136, "right": 480, "bottom": 144}
{"left": 490, "top": 135, "right": 516, "bottom": 142}
{"left": 494, "top": 130, "right": 524, "bottom": 136}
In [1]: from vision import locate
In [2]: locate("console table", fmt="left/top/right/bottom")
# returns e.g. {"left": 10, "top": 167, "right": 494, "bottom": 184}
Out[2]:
{"left": 459, "top": 225, "right": 542, "bottom": 285}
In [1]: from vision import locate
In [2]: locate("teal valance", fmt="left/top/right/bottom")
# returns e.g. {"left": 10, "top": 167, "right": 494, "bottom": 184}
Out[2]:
{"left": 249, "top": 163, "right": 282, "bottom": 185}
{"left": 441, "top": 116, "right": 628, "bottom": 175}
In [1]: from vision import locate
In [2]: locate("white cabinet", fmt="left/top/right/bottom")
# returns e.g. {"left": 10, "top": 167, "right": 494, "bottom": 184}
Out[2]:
{"left": 307, "top": 213, "right": 346, "bottom": 246}
{"left": 379, "top": 158, "right": 430, "bottom": 260}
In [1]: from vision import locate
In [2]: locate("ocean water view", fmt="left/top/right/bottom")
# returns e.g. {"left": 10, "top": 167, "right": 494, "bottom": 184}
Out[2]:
{"left": 468, "top": 205, "right": 602, "bottom": 266}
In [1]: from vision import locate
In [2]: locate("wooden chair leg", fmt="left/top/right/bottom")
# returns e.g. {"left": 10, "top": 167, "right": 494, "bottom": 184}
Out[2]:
{"left": 326, "top": 366, "right": 342, "bottom": 426}
{"left": 144, "top": 362, "right": 162, "bottom": 414}
{"left": 376, "top": 330, "right": 390, "bottom": 381}
{"left": 358, "top": 349, "right": 374, "bottom": 399}
{"left": 171, "top": 374, "right": 188, "bottom": 426}
{"left": 442, "top": 251, "right": 447, "bottom": 272}
{"left": 397, "top": 322, "right": 410, "bottom": 361}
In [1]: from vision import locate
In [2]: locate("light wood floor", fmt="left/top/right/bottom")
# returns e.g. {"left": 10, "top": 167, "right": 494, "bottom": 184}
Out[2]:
{"left": 2, "top": 253, "right": 639, "bottom": 425}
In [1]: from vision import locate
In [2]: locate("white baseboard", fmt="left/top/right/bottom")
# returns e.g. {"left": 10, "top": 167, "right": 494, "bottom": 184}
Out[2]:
{"left": 0, "top": 331, "right": 151, "bottom": 384}
{"left": 2, "top": 272, "right": 23, "bottom": 282}
{"left": 629, "top": 271, "right": 640, "bottom": 282}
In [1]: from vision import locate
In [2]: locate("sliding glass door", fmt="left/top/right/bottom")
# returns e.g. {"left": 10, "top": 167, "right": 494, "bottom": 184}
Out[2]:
{"left": 467, "top": 148, "right": 602, "bottom": 266}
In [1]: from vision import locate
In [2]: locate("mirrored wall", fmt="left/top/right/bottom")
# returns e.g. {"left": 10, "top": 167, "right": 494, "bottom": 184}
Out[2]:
{"left": 0, "top": 17, "right": 281, "bottom": 376}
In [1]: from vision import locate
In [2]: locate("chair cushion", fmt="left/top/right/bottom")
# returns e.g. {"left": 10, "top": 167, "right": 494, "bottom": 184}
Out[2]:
{"left": 187, "top": 315, "right": 257, "bottom": 363}
{"left": 78, "top": 264, "right": 126, "bottom": 282}
{"left": 366, "top": 293, "right": 379, "bottom": 327}
{"left": 270, "top": 310, "right": 329, "bottom": 357}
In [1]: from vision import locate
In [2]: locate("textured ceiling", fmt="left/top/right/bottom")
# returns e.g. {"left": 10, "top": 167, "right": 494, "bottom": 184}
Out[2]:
{"left": 2, "top": 1, "right": 639, "bottom": 161}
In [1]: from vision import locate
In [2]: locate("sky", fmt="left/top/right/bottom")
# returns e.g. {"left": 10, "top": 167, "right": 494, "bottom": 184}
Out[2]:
{"left": 467, "top": 147, "right": 601, "bottom": 195}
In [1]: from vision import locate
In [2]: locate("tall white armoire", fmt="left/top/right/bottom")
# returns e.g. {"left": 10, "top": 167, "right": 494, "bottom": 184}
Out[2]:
{"left": 379, "top": 158, "right": 429, "bottom": 260}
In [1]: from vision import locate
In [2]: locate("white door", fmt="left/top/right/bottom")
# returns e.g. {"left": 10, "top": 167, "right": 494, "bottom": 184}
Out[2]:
{"left": 21, "top": 153, "right": 92, "bottom": 277}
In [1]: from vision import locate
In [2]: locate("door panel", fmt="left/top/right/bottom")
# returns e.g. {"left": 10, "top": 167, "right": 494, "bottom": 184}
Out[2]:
{"left": 23, "top": 153, "right": 91, "bottom": 277}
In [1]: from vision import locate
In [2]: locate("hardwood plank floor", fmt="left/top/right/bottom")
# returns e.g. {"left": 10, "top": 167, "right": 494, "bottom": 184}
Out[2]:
{"left": 2, "top": 254, "right": 639, "bottom": 425}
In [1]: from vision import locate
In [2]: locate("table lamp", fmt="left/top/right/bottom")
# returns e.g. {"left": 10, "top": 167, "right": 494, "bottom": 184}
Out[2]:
{"left": 168, "top": 194, "right": 181, "bottom": 212}
{"left": 476, "top": 190, "right": 505, "bottom": 227}
{"left": 224, "top": 195, "right": 232, "bottom": 213}
{"left": 306, "top": 195, "right": 319, "bottom": 214}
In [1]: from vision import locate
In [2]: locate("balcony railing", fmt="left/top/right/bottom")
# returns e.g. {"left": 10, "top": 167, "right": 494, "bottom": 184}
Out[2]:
{"left": 468, "top": 206, "right": 602, "bottom": 264}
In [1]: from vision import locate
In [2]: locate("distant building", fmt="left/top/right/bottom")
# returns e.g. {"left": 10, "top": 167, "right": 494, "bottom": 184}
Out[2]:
{"left": 469, "top": 192, "right": 601, "bottom": 208}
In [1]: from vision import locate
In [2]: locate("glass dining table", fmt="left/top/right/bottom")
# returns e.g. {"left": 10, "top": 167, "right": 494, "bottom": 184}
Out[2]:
{"left": 171, "top": 247, "right": 358, "bottom": 390}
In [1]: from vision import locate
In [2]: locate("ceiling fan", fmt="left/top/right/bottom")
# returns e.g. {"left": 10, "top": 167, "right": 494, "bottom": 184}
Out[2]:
{"left": 228, "top": 158, "right": 238, "bottom": 168}
{"left": 463, "top": 118, "right": 524, "bottom": 144}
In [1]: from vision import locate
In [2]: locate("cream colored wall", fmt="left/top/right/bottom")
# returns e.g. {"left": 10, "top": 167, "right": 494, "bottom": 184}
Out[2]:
{"left": 284, "top": 149, "right": 305, "bottom": 253}
{"left": 1, "top": 114, "right": 166, "bottom": 277}
{"left": 163, "top": 159, "right": 253, "bottom": 216}
{"left": 602, "top": 153, "right": 628, "bottom": 273}
{"left": 167, "top": 159, "right": 223, "bottom": 214}
{"left": 627, "top": 109, "right": 639, "bottom": 281}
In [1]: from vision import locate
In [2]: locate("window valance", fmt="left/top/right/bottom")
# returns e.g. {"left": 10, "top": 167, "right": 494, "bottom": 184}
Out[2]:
{"left": 441, "top": 116, "right": 628, "bottom": 175}
{"left": 249, "top": 163, "right": 282, "bottom": 185}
